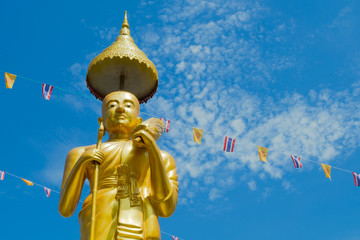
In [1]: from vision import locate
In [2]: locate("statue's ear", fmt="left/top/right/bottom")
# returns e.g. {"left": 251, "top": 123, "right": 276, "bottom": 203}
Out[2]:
{"left": 138, "top": 117, "right": 143, "bottom": 125}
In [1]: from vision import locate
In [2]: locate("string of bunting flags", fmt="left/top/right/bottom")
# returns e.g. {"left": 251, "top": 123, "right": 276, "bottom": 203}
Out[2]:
{"left": 2, "top": 70, "right": 360, "bottom": 186}
{"left": 0, "top": 169, "right": 56, "bottom": 198}
{"left": 2, "top": 69, "right": 360, "bottom": 239}
{"left": 2, "top": 70, "right": 184, "bottom": 240}
{"left": 3, "top": 71, "right": 92, "bottom": 100}
{"left": 0, "top": 168, "right": 182, "bottom": 239}
{"left": 5, "top": 71, "right": 53, "bottom": 100}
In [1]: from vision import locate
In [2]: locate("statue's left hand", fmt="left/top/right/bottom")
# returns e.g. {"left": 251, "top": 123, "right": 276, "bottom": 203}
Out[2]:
{"left": 132, "top": 128, "right": 155, "bottom": 148}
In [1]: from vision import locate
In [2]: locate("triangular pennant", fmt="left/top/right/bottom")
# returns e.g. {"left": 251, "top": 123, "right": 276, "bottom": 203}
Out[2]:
{"left": 193, "top": 127, "right": 204, "bottom": 144}
{"left": 172, "top": 236, "right": 179, "bottom": 240}
{"left": 21, "top": 178, "right": 34, "bottom": 186}
{"left": 321, "top": 164, "right": 332, "bottom": 180}
{"left": 5, "top": 72, "right": 16, "bottom": 89}
{"left": 258, "top": 146, "right": 268, "bottom": 162}
{"left": 0, "top": 170, "right": 5, "bottom": 180}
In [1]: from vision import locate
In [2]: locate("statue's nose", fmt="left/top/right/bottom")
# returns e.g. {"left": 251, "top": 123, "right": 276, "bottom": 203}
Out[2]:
{"left": 116, "top": 106, "right": 125, "bottom": 113}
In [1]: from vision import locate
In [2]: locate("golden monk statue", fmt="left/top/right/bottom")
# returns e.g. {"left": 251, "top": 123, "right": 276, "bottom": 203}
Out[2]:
{"left": 59, "top": 12, "right": 178, "bottom": 240}
{"left": 59, "top": 91, "right": 178, "bottom": 239}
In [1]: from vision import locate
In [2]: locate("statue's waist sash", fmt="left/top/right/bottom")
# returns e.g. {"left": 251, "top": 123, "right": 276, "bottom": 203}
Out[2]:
{"left": 98, "top": 164, "right": 141, "bottom": 207}
{"left": 98, "top": 176, "right": 117, "bottom": 188}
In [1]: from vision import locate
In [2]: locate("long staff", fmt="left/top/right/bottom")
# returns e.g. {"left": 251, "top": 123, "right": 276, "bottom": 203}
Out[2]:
{"left": 90, "top": 117, "right": 104, "bottom": 240}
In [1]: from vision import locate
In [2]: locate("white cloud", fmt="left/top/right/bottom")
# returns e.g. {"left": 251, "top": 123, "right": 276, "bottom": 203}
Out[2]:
{"left": 68, "top": 62, "right": 88, "bottom": 92}
{"left": 248, "top": 180, "right": 256, "bottom": 191}
{"left": 209, "top": 188, "right": 221, "bottom": 200}
{"left": 281, "top": 180, "right": 292, "bottom": 190}
{"left": 56, "top": 0, "right": 360, "bottom": 203}
{"left": 97, "top": 26, "right": 118, "bottom": 41}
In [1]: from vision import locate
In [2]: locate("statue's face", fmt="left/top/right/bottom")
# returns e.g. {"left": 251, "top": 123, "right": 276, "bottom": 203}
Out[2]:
{"left": 102, "top": 91, "right": 142, "bottom": 134}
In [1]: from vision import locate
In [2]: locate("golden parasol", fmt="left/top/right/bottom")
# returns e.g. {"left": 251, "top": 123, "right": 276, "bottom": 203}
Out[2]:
{"left": 86, "top": 11, "right": 158, "bottom": 103}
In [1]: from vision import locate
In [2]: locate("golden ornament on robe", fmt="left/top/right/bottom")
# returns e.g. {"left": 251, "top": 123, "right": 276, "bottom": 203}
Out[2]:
{"left": 86, "top": 11, "right": 158, "bottom": 103}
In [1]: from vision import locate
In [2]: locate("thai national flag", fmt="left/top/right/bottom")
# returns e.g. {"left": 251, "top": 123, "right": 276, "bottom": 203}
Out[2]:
{"left": 353, "top": 172, "right": 360, "bottom": 187}
{"left": 42, "top": 83, "right": 53, "bottom": 100}
{"left": 291, "top": 155, "right": 303, "bottom": 168}
{"left": 172, "top": 236, "right": 179, "bottom": 240}
{"left": 0, "top": 170, "right": 5, "bottom": 180}
{"left": 160, "top": 118, "right": 170, "bottom": 132}
{"left": 44, "top": 187, "right": 51, "bottom": 197}
{"left": 223, "top": 137, "right": 235, "bottom": 152}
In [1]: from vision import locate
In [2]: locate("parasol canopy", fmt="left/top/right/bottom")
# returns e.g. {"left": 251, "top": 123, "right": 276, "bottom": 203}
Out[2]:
{"left": 86, "top": 12, "right": 158, "bottom": 103}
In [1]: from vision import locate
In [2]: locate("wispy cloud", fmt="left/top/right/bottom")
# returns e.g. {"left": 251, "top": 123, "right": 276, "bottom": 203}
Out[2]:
{"left": 51, "top": 0, "right": 360, "bottom": 203}
{"left": 137, "top": 0, "right": 360, "bottom": 202}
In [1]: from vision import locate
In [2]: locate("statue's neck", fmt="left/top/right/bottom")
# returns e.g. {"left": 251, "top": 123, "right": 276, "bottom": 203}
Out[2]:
{"left": 108, "top": 133, "right": 131, "bottom": 141}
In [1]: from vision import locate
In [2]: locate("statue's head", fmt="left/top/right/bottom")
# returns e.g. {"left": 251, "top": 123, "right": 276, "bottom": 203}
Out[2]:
{"left": 102, "top": 91, "right": 143, "bottom": 135}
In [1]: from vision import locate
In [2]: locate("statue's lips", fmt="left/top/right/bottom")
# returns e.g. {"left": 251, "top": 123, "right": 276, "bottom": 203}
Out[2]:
{"left": 115, "top": 115, "right": 127, "bottom": 119}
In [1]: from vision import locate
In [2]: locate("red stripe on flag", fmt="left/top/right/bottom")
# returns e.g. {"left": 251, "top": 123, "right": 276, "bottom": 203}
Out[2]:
{"left": 42, "top": 84, "right": 45, "bottom": 98}
{"left": 231, "top": 139, "right": 235, "bottom": 152}
{"left": 47, "top": 86, "right": 53, "bottom": 100}
{"left": 223, "top": 137, "right": 228, "bottom": 151}
{"left": 291, "top": 155, "right": 296, "bottom": 168}
{"left": 353, "top": 172, "right": 358, "bottom": 186}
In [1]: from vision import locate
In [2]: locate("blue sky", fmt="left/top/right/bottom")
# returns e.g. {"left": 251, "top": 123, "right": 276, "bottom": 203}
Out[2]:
{"left": 1, "top": 0, "right": 360, "bottom": 239}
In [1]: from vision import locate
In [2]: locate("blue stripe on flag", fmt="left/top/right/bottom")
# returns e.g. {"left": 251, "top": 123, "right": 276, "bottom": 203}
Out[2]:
{"left": 226, "top": 138, "right": 232, "bottom": 152}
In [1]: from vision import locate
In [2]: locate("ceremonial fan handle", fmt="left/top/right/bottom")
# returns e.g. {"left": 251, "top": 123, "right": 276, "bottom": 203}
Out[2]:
{"left": 90, "top": 117, "right": 104, "bottom": 240}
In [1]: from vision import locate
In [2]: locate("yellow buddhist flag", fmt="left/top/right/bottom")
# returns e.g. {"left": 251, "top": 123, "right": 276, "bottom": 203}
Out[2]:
{"left": 4, "top": 72, "right": 16, "bottom": 89}
{"left": 258, "top": 146, "right": 268, "bottom": 162}
{"left": 193, "top": 127, "right": 204, "bottom": 144}
{"left": 21, "top": 178, "right": 34, "bottom": 186}
{"left": 321, "top": 164, "right": 332, "bottom": 180}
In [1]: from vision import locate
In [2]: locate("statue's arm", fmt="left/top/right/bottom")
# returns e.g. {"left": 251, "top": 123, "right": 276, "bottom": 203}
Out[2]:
{"left": 133, "top": 130, "right": 178, "bottom": 217}
{"left": 59, "top": 145, "right": 105, "bottom": 217}
{"left": 58, "top": 147, "right": 87, "bottom": 217}
{"left": 152, "top": 151, "right": 178, "bottom": 217}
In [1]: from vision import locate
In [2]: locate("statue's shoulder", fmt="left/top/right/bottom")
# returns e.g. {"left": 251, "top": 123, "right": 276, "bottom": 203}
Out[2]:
{"left": 160, "top": 150, "right": 176, "bottom": 169}
{"left": 67, "top": 145, "right": 96, "bottom": 158}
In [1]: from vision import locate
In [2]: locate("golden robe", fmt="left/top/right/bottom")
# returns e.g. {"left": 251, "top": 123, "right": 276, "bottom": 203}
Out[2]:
{"left": 78, "top": 140, "right": 178, "bottom": 240}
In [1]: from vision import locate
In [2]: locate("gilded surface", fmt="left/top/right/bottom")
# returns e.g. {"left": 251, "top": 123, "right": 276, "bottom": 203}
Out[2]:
{"left": 59, "top": 91, "right": 179, "bottom": 240}
{"left": 86, "top": 12, "right": 158, "bottom": 103}
{"left": 87, "top": 12, "right": 157, "bottom": 77}
{"left": 88, "top": 36, "right": 158, "bottom": 78}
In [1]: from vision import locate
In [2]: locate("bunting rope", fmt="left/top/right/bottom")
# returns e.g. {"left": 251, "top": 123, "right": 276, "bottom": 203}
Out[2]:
{"left": 1, "top": 68, "right": 360, "bottom": 239}
{"left": 3, "top": 170, "right": 60, "bottom": 194}
{"left": 1, "top": 69, "right": 235, "bottom": 138}
{"left": 0, "top": 69, "right": 353, "bottom": 177}
{"left": 300, "top": 158, "right": 353, "bottom": 174}
{"left": 141, "top": 112, "right": 222, "bottom": 137}
{"left": 0, "top": 69, "right": 94, "bottom": 100}
{"left": 0, "top": 168, "right": 183, "bottom": 239}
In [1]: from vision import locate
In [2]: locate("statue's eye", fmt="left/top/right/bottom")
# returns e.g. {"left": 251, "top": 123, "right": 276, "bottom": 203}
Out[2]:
{"left": 109, "top": 103, "right": 117, "bottom": 108}
{"left": 125, "top": 103, "right": 134, "bottom": 108}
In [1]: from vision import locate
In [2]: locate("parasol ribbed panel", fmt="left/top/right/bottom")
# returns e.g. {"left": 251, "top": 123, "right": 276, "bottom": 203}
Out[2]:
{"left": 86, "top": 35, "right": 158, "bottom": 103}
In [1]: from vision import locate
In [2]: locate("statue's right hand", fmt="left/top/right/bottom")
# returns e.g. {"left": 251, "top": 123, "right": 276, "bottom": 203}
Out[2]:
{"left": 80, "top": 149, "right": 105, "bottom": 166}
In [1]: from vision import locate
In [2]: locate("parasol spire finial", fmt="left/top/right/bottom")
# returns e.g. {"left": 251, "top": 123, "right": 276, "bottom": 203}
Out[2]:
{"left": 120, "top": 11, "right": 130, "bottom": 36}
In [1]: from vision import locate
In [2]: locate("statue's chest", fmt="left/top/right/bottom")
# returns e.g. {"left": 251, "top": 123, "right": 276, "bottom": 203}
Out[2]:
{"left": 102, "top": 141, "right": 149, "bottom": 178}
{"left": 102, "top": 141, "right": 148, "bottom": 207}
{"left": 118, "top": 144, "right": 149, "bottom": 180}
